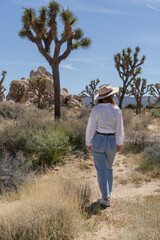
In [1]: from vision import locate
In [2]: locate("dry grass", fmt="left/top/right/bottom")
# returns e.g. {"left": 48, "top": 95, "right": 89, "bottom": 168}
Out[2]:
{"left": 120, "top": 195, "right": 160, "bottom": 240}
{"left": 0, "top": 172, "right": 92, "bottom": 240}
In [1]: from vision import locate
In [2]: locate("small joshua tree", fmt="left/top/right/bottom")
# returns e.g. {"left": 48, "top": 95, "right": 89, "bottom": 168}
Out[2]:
{"left": 80, "top": 78, "right": 100, "bottom": 107}
{"left": 149, "top": 83, "right": 160, "bottom": 105}
{"left": 10, "top": 82, "right": 26, "bottom": 102}
{"left": 19, "top": 1, "right": 91, "bottom": 118}
{"left": 29, "top": 76, "right": 48, "bottom": 108}
{"left": 126, "top": 78, "right": 150, "bottom": 114}
{"left": 114, "top": 47, "right": 145, "bottom": 109}
{"left": 0, "top": 71, "right": 6, "bottom": 101}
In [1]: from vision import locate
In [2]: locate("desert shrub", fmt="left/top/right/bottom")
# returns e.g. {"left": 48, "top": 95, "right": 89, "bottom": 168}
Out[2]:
{"left": 136, "top": 136, "right": 160, "bottom": 177}
{"left": 151, "top": 109, "right": 160, "bottom": 118}
{"left": 0, "top": 112, "right": 87, "bottom": 168}
{"left": 122, "top": 111, "right": 152, "bottom": 153}
{"left": 0, "top": 175, "right": 91, "bottom": 240}
{"left": 29, "top": 129, "right": 71, "bottom": 166}
{"left": 0, "top": 150, "right": 32, "bottom": 194}
{"left": 125, "top": 104, "right": 136, "bottom": 109}
{"left": 0, "top": 102, "right": 25, "bottom": 119}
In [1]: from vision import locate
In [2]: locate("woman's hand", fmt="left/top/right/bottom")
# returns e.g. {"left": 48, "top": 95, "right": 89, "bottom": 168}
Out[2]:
{"left": 87, "top": 146, "right": 92, "bottom": 152}
{"left": 116, "top": 145, "right": 122, "bottom": 152}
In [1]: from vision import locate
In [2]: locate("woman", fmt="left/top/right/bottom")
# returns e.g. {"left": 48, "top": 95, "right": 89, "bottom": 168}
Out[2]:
{"left": 86, "top": 84, "right": 124, "bottom": 207}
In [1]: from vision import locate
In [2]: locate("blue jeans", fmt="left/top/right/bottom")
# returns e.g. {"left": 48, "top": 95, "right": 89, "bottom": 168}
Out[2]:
{"left": 92, "top": 133, "right": 116, "bottom": 198}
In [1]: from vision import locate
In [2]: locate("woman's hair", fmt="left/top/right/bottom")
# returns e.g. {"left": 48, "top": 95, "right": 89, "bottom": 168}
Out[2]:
{"left": 97, "top": 94, "right": 116, "bottom": 106}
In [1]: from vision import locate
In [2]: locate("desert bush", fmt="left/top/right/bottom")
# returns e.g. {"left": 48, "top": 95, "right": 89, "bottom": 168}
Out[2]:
{"left": 0, "top": 106, "right": 87, "bottom": 168}
{"left": 0, "top": 175, "right": 91, "bottom": 240}
{"left": 136, "top": 136, "right": 160, "bottom": 177}
{"left": 125, "top": 104, "right": 136, "bottom": 109}
{"left": 122, "top": 110, "right": 152, "bottom": 153}
{"left": 151, "top": 109, "right": 160, "bottom": 118}
{"left": 0, "top": 150, "right": 32, "bottom": 194}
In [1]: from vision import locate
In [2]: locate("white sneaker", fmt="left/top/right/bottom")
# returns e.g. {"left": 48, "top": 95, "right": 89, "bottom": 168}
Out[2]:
{"left": 98, "top": 198, "right": 111, "bottom": 207}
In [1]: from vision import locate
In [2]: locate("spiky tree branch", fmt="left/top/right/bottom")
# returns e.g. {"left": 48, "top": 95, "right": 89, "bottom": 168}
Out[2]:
{"left": 149, "top": 83, "right": 160, "bottom": 105}
{"left": 19, "top": 1, "right": 91, "bottom": 118}
{"left": 114, "top": 47, "right": 145, "bottom": 109}
{"left": 80, "top": 78, "right": 100, "bottom": 107}
{"left": 126, "top": 78, "right": 151, "bottom": 114}
{"left": 0, "top": 71, "right": 7, "bottom": 101}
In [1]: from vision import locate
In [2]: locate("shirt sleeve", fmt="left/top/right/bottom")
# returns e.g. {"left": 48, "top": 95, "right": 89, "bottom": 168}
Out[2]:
{"left": 115, "top": 110, "right": 124, "bottom": 146}
{"left": 85, "top": 108, "right": 97, "bottom": 146}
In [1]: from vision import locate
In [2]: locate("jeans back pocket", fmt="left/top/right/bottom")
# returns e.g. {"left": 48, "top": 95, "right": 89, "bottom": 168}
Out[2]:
{"left": 92, "top": 134, "right": 106, "bottom": 152}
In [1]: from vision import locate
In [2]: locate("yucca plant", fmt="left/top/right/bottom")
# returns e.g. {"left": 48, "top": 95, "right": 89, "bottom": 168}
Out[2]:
{"left": 19, "top": 1, "right": 91, "bottom": 118}
{"left": 149, "top": 83, "right": 160, "bottom": 105}
{"left": 126, "top": 78, "right": 151, "bottom": 114}
{"left": 80, "top": 78, "right": 100, "bottom": 107}
{"left": 114, "top": 47, "right": 145, "bottom": 109}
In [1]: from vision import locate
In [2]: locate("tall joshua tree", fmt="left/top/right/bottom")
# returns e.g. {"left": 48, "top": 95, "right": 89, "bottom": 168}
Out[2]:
{"left": 19, "top": 1, "right": 91, "bottom": 118}
{"left": 80, "top": 78, "right": 100, "bottom": 107}
{"left": 126, "top": 78, "right": 150, "bottom": 114}
{"left": 149, "top": 83, "right": 160, "bottom": 105}
{"left": 0, "top": 71, "right": 6, "bottom": 101}
{"left": 114, "top": 47, "right": 145, "bottom": 109}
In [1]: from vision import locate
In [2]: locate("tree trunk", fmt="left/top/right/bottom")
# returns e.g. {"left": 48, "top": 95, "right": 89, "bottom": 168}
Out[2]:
{"left": 38, "top": 93, "right": 41, "bottom": 109}
{"left": 118, "top": 87, "right": 126, "bottom": 109}
{"left": 92, "top": 95, "right": 94, "bottom": 107}
{"left": 52, "top": 64, "right": 61, "bottom": 119}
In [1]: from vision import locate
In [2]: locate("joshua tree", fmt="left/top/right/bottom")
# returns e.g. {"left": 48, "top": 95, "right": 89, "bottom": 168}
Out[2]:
{"left": 19, "top": 1, "right": 91, "bottom": 118}
{"left": 10, "top": 82, "right": 26, "bottom": 102}
{"left": 0, "top": 71, "right": 6, "bottom": 101}
{"left": 149, "top": 83, "right": 160, "bottom": 105}
{"left": 114, "top": 47, "right": 145, "bottom": 109}
{"left": 126, "top": 78, "right": 150, "bottom": 114}
{"left": 80, "top": 78, "right": 100, "bottom": 107}
{"left": 115, "top": 86, "right": 123, "bottom": 102}
{"left": 29, "top": 76, "right": 48, "bottom": 108}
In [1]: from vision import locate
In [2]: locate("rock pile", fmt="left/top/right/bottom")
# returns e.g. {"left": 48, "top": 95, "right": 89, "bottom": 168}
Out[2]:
{"left": 6, "top": 67, "right": 83, "bottom": 108}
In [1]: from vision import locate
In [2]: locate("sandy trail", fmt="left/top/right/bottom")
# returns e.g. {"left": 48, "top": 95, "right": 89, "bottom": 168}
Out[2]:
{"left": 54, "top": 152, "right": 160, "bottom": 240}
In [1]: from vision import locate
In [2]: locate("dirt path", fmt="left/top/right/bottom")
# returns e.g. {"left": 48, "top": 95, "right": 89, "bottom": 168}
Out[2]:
{"left": 53, "top": 152, "right": 160, "bottom": 240}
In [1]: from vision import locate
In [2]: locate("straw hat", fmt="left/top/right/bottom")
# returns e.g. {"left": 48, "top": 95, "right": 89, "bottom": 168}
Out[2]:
{"left": 94, "top": 84, "right": 119, "bottom": 101}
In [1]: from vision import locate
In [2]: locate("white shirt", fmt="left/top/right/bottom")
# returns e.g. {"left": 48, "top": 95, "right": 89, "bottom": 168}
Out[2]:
{"left": 85, "top": 103, "right": 124, "bottom": 146}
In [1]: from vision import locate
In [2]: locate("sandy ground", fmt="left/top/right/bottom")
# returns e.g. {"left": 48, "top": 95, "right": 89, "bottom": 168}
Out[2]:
{"left": 53, "top": 152, "right": 160, "bottom": 240}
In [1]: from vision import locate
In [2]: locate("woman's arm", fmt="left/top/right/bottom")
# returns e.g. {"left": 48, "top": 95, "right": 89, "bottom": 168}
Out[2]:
{"left": 115, "top": 110, "right": 124, "bottom": 148}
{"left": 85, "top": 108, "right": 97, "bottom": 148}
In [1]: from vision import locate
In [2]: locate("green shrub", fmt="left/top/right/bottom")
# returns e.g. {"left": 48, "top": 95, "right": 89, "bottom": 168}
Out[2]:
{"left": 125, "top": 104, "right": 136, "bottom": 109}
{"left": 29, "top": 129, "right": 71, "bottom": 166}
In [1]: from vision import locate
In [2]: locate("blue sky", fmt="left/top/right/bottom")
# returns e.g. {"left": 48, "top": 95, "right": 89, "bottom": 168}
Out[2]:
{"left": 0, "top": 0, "right": 160, "bottom": 96}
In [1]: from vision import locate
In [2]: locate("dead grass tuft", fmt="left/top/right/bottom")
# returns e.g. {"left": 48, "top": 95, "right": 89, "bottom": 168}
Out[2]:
{"left": 0, "top": 173, "right": 92, "bottom": 240}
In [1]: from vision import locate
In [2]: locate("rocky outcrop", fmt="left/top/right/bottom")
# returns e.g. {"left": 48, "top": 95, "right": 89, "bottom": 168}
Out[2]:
{"left": 6, "top": 67, "right": 83, "bottom": 108}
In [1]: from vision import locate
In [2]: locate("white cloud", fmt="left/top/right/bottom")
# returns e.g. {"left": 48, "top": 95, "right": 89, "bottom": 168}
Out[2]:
{"left": 60, "top": 64, "right": 78, "bottom": 71}
{"left": 67, "top": 57, "right": 95, "bottom": 63}
{"left": 146, "top": 4, "right": 160, "bottom": 11}
{"left": 71, "top": 4, "right": 133, "bottom": 15}
{"left": 0, "top": 60, "right": 47, "bottom": 66}
{"left": 10, "top": 0, "right": 134, "bottom": 15}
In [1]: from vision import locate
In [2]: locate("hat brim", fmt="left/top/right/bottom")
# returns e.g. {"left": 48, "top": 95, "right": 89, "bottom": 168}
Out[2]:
{"left": 94, "top": 87, "right": 119, "bottom": 101}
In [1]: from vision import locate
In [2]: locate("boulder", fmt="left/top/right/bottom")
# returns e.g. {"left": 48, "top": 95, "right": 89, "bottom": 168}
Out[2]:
{"left": 62, "top": 88, "right": 68, "bottom": 94}
{"left": 66, "top": 94, "right": 72, "bottom": 101}
{"left": 67, "top": 98, "right": 81, "bottom": 108}
{"left": 73, "top": 94, "right": 83, "bottom": 103}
